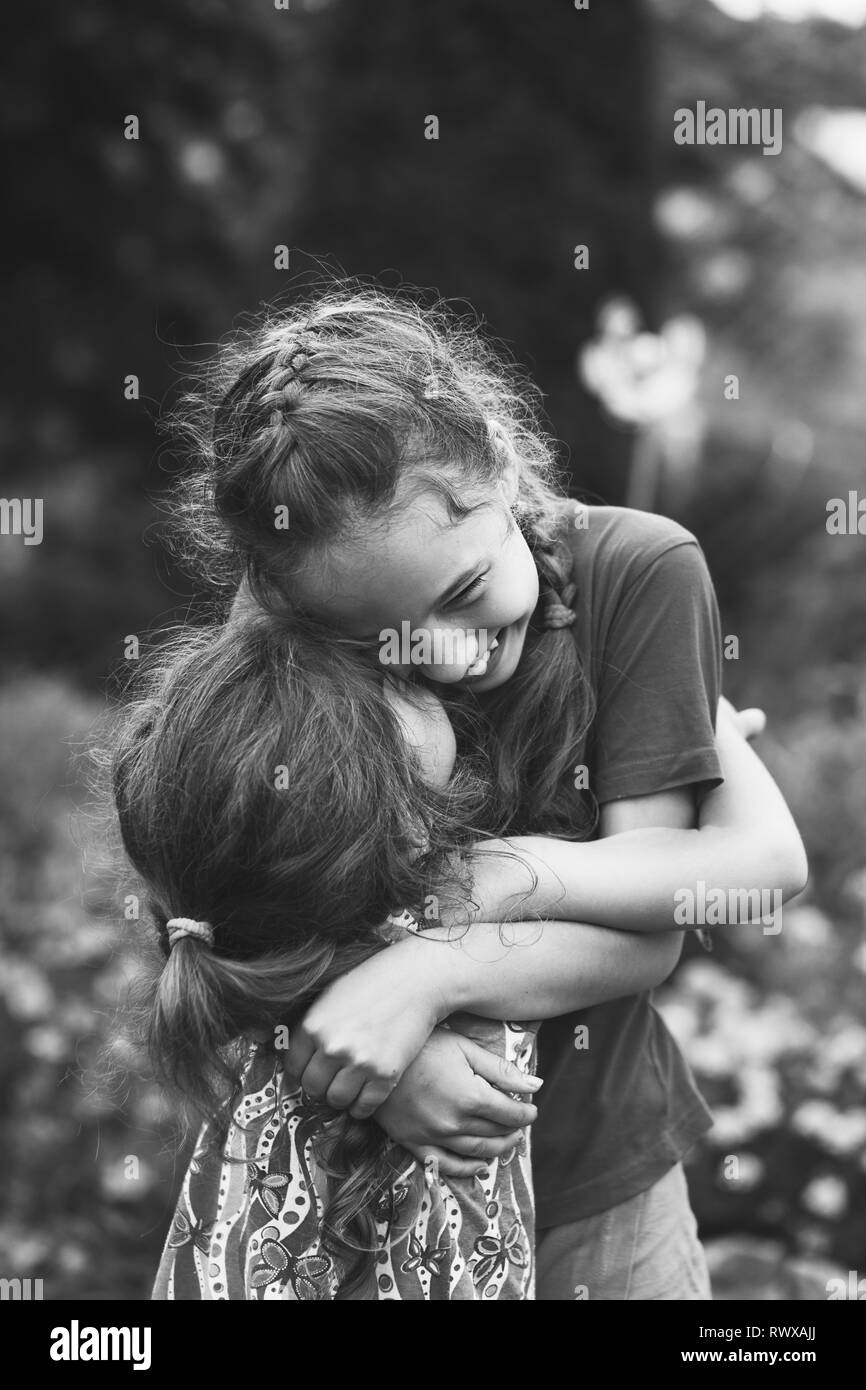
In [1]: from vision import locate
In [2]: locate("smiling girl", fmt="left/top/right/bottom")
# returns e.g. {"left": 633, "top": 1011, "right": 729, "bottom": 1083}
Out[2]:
{"left": 173, "top": 284, "right": 807, "bottom": 1299}
{"left": 115, "top": 618, "right": 688, "bottom": 1299}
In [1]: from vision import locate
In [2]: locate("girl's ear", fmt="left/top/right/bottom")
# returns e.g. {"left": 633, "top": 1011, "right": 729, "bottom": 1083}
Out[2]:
{"left": 487, "top": 419, "right": 520, "bottom": 507}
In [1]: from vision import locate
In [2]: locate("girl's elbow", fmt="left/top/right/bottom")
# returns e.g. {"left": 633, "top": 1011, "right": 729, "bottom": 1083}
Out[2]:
{"left": 744, "top": 830, "right": 809, "bottom": 901}
{"left": 779, "top": 837, "right": 809, "bottom": 900}
{"left": 644, "top": 931, "right": 684, "bottom": 989}
{"left": 757, "top": 831, "right": 808, "bottom": 901}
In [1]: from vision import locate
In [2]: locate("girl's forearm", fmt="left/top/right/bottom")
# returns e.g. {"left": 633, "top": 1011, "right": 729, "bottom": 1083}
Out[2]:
{"left": 470, "top": 720, "right": 808, "bottom": 934}
{"left": 405, "top": 918, "right": 683, "bottom": 1021}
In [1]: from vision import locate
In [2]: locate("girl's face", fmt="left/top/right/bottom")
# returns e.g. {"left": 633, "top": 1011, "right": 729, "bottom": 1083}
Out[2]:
{"left": 290, "top": 477, "right": 540, "bottom": 692}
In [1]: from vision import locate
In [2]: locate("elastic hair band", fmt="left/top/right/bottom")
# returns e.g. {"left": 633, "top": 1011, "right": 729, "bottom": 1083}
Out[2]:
{"left": 167, "top": 918, "right": 214, "bottom": 949}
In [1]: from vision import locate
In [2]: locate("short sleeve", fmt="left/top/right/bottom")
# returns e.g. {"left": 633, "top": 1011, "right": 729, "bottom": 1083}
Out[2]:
{"left": 590, "top": 540, "right": 724, "bottom": 804}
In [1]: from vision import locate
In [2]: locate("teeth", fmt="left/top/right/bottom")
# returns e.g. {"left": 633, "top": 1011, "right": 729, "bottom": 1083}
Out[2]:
{"left": 465, "top": 634, "right": 500, "bottom": 677}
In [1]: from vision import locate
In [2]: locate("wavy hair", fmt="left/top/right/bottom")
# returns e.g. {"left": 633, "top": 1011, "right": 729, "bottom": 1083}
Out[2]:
{"left": 168, "top": 279, "right": 596, "bottom": 838}
{"left": 110, "top": 611, "right": 493, "bottom": 1294}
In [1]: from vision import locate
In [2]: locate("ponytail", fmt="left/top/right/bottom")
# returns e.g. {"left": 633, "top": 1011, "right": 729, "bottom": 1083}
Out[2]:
{"left": 148, "top": 915, "right": 410, "bottom": 1293}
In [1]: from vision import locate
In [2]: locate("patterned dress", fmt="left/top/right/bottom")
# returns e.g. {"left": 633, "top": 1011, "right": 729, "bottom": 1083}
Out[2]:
{"left": 152, "top": 916, "right": 539, "bottom": 1301}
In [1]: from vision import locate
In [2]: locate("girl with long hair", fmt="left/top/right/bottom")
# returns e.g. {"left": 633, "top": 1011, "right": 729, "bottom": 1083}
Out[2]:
{"left": 113, "top": 614, "right": 683, "bottom": 1299}
{"left": 162, "top": 282, "right": 807, "bottom": 1299}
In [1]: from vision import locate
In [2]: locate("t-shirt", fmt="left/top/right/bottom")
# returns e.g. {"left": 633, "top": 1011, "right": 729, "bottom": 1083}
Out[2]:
{"left": 531, "top": 502, "right": 723, "bottom": 1230}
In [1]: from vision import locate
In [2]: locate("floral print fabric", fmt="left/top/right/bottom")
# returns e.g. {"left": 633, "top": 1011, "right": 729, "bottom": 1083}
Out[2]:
{"left": 152, "top": 1018, "right": 537, "bottom": 1301}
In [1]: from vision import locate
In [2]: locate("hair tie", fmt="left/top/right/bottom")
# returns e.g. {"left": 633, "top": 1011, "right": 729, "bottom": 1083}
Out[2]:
{"left": 541, "top": 580, "right": 577, "bottom": 629}
{"left": 166, "top": 918, "right": 214, "bottom": 949}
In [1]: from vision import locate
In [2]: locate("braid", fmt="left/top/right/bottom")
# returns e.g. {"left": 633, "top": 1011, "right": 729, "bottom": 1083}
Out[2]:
{"left": 259, "top": 339, "right": 317, "bottom": 419}
{"left": 534, "top": 532, "right": 577, "bottom": 629}
{"left": 467, "top": 521, "right": 596, "bottom": 837}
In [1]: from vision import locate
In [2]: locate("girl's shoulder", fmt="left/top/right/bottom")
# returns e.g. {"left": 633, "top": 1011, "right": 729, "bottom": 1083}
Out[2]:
{"left": 557, "top": 499, "right": 700, "bottom": 553}
{"left": 555, "top": 500, "right": 705, "bottom": 588}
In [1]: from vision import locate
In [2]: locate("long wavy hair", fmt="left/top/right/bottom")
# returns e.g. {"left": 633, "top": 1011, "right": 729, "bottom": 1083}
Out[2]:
{"left": 110, "top": 611, "right": 494, "bottom": 1295}
{"left": 169, "top": 280, "right": 596, "bottom": 838}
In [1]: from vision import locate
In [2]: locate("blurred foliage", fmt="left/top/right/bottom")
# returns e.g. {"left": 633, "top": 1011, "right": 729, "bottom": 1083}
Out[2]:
{"left": 2, "top": 0, "right": 866, "bottom": 1296}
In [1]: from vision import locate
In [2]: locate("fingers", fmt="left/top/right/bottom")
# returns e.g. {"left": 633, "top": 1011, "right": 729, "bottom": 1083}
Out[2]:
{"left": 324, "top": 1066, "right": 368, "bottom": 1112}
{"left": 717, "top": 696, "right": 768, "bottom": 742}
{"left": 443, "top": 1129, "right": 524, "bottom": 1159}
{"left": 735, "top": 707, "right": 767, "bottom": 741}
{"left": 470, "top": 1086, "right": 538, "bottom": 1127}
{"left": 323, "top": 1070, "right": 397, "bottom": 1117}
{"left": 284, "top": 1027, "right": 316, "bottom": 1087}
{"left": 460, "top": 1039, "right": 544, "bottom": 1098}
{"left": 294, "top": 1053, "right": 340, "bottom": 1102}
{"left": 348, "top": 1078, "right": 396, "bottom": 1120}
{"left": 404, "top": 1144, "right": 486, "bottom": 1180}
{"left": 285, "top": 1023, "right": 398, "bottom": 1113}
{"left": 447, "top": 1116, "right": 527, "bottom": 1139}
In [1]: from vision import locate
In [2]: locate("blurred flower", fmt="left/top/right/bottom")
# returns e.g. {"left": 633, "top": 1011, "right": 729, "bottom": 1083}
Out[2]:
{"left": 0, "top": 958, "right": 54, "bottom": 1020}
{"left": 778, "top": 904, "right": 834, "bottom": 950}
{"left": 99, "top": 1158, "right": 158, "bottom": 1203}
{"left": 792, "top": 1100, "right": 866, "bottom": 1155}
{"left": 696, "top": 251, "right": 752, "bottom": 302}
{"left": 718, "top": 1151, "right": 765, "bottom": 1190}
{"left": 725, "top": 161, "right": 776, "bottom": 207}
{"left": 133, "top": 1087, "right": 173, "bottom": 1127}
{"left": 795, "top": 107, "right": 866, "bottom": 195}
{"left": 710, "top": 1106, "right": 761, "bottom": 1145}
{"left": 654, "top": 188, "right": 719, "bottom": 241}
{"left": 688, "top": 1034, "right": 734, "bottom": 1078}
{"left": 656, "top": 998, "right": 700, "bottom": 1050}
{"left": 57, "top": 1243, "right": 89, "bottom": 1276}
{"left": 0, "top": 1230, "right": 51, "bottom": 1273}
{"left": 710, "top": 0, "right": 866, "bottom": 24}
{"left": 740, "top": 1066, "right": 784, "bottom": 1128}
{"left": 177, "top": 138, "right": 226, "bottom": 186}
{"left": 578, "top": 298, "right": 706, "bottom": 427}
{"left": 25, "top": 1025, "right": 68, "bottom": 1062}
{"left": 578, "top": 295, "right": 707, "bottom": 511}
{"left": 801, "top": 1175, "right": 848, "bottom": 1219}
{"left": 671, "top": 958, "right": 751, "bottom": 1007}
{"left": 824, "top": 1022, "right": 866, "bottom": 1070}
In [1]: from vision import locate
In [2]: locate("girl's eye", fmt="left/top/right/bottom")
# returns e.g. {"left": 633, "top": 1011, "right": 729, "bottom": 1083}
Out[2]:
{"left": 445, "top": 574, "right": 486, "bottom": 609}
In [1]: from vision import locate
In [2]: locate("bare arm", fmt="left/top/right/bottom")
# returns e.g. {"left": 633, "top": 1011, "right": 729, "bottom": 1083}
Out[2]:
{"left": 462, "top": 700, "right": 808, "bottom": 934}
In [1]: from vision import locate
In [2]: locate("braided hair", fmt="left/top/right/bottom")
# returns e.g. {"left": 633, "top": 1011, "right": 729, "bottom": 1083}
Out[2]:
{"left": 171, "top": 282, "right": 596, "bottom": 838}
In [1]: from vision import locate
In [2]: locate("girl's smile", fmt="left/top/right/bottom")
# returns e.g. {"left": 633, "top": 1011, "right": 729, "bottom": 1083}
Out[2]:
{"left": 289, "top": 480, "right": 540, "bottom": 690}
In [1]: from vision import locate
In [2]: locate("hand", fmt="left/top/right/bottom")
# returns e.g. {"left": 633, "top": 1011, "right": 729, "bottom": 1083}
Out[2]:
{"left": 718, "top": 695, "right": 766, "bottom": 742}
{"left": 374, "top": 1027, "right": 543, "bottom": 1179}
{"left": 285, "top": 938, "right": 446, "bottom": 1120}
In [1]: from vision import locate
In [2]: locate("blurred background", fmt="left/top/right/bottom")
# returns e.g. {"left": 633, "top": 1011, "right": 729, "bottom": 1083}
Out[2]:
{"left": 2, "top": 0, "right": 866, "bottom": 1299}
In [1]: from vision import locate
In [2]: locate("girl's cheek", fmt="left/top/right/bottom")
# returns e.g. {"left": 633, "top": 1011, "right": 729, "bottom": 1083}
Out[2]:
{"left": 485, "top": 556, "right": 539, "bottom": 629}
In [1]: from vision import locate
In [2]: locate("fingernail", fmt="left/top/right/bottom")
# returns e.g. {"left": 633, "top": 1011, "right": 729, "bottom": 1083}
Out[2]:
{"left": 527, "top": 1075, "right": 544, "bottom": 1089}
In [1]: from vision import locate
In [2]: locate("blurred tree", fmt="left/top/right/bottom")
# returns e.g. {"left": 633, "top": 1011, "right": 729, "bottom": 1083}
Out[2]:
{"left": 291, "top": 0, "right": 658, "bottom": 502}
{"left": 1, "top": 0, "right": 317, "bottom": 680}
{"left": 2, "top": 0, "right": 657, "bottom": 681}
